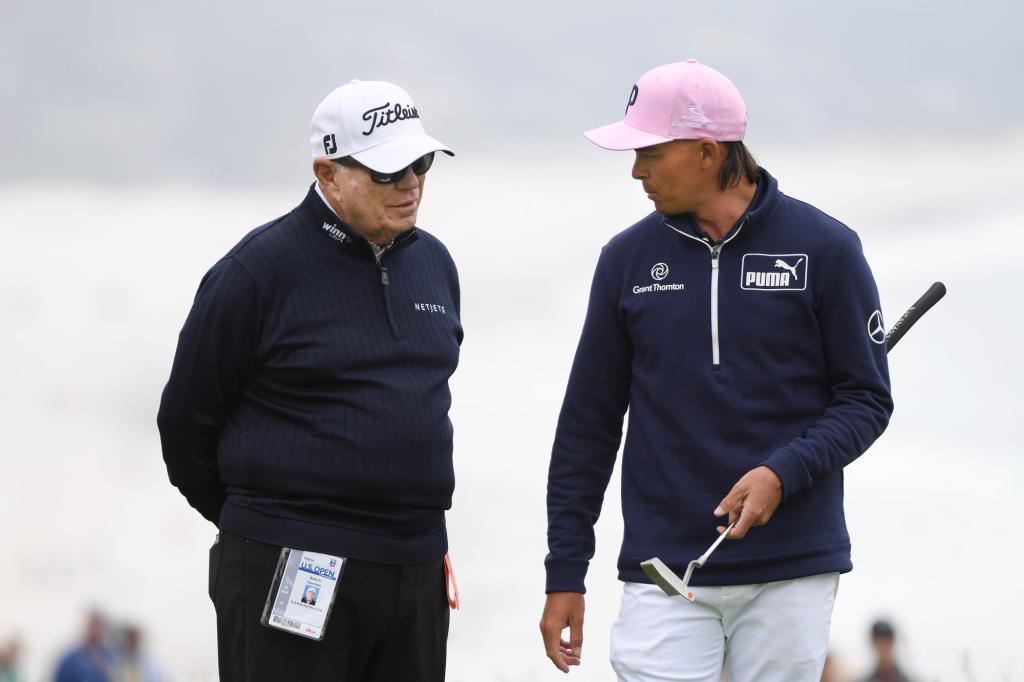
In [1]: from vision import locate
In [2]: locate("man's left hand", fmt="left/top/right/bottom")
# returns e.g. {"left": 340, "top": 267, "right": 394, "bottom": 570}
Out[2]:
{"left": 714, "top": 466, "right": 783, "bottom": 539}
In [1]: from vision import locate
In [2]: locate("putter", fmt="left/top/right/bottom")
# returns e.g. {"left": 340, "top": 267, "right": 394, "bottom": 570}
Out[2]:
{"left": 640, "top": 522, "right": 735, "bottom": 602}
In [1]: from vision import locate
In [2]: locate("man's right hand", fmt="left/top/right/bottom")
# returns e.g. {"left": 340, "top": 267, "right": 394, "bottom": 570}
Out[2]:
{"left": 539, "top": 592, "right": 585, "bottom": 673}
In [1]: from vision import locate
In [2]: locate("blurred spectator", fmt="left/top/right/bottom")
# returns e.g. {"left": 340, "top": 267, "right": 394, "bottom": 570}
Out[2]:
{"left": 111, "top": 626, "right": 162, "bottom": 682}
{"left": 0, "top": 636, "right": 22, "bottom": 682}
{"left": 54, "top": 612, "right": 114, "bottom": 682}
{"left": 859, "top": 619, "right": 911, "bottom": 682}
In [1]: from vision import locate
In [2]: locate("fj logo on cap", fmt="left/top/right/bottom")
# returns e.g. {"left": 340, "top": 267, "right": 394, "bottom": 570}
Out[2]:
{"left": 323, "top": 134, "right": 337, "bottom": 155}
{"left": 740, "top": 254, "right": 808, "bottom": 291}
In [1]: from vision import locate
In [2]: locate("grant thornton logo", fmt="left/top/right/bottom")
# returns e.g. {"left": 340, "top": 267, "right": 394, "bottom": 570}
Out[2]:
{"left": 634, "top": 263, "right": 684, "bottom": 295}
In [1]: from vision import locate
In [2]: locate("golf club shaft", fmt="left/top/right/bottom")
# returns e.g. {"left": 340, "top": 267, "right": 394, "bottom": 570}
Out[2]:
{"left": 703, "top": 521, "right": 735, "bottom": 561}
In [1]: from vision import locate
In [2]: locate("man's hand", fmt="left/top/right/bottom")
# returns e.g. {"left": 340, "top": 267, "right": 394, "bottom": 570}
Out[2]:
{"left": 540, "top": 592, "right": 584, "bottom": 673}
{"left": 714, "top": 465, "right": 783, "bottom": 539}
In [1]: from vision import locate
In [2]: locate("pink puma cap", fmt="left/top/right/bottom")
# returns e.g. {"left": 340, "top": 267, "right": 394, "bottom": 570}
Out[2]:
{"left": 584, "top": 58, "right": 747, "bottom": 150}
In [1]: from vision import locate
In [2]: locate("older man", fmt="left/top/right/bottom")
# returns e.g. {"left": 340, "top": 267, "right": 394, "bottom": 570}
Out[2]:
{"left": 158, "top": 80, "right": 461, "bottom": 681}
{"left": 540, "top": 59, "right": 893, "bottom": 681}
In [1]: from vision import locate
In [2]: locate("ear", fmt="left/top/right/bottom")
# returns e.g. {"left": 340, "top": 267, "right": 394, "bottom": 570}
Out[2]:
{"left": 313, "top": 158, "right": 337, "bottom": 188}
{"left": 696, "top": 139, "right": 720, "bottom": 169}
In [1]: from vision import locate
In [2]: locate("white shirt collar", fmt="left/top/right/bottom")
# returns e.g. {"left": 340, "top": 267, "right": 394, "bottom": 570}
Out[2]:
{"left": 314, "top": 182, "right": 392, "bottom": 257}
{"left": 314, "top": 182, "right": 342, "bottom": 220}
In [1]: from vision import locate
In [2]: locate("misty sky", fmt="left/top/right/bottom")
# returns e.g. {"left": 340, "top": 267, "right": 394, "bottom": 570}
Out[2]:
{"left": 2, "top": 0, "right": 1021, "bottom": 185}
{"left": 2, "top": 3, "right": 1024, "bottom": 677}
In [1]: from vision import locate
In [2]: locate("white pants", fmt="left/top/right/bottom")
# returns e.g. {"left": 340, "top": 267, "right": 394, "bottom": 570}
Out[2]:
{"left": 610, "top": 573, "right": 839, "bottom": 682}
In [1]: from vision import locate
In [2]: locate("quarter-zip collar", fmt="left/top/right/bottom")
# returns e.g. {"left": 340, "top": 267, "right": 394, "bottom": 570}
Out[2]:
{"left": 657, "top": 169, "right": 781, "bottom": 369}
{"left": 661, "top": 167, "right": 780, "bottom": 245}
{"left": 297, "top": 183, "right": 419, "bottom": 260}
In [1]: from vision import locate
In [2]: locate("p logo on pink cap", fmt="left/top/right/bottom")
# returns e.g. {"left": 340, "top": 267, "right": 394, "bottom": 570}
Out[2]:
{"left": 625, "top": 84, "right": 639, "bottom": 115}
{"left": 586, "top": 58, "right": 747, "bottom": 151}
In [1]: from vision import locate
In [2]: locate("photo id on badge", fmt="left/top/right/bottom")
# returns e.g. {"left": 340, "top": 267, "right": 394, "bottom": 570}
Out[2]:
{"left": 260, "top": 548, "right": 346, "bottom": 641}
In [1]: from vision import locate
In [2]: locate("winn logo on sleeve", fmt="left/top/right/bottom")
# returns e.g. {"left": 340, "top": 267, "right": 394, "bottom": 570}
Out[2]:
{"left": 740, "top": 254, "right": 808, "bottom": 291}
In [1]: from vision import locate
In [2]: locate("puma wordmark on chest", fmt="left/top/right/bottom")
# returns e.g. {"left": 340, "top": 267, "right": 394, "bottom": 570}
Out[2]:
{"left": 741, "top": 253, "right": 808, "bottom": 291}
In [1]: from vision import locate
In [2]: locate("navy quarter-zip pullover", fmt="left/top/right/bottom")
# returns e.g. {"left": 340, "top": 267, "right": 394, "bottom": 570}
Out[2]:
{"left": 545, "top": 169, "right": 893, "bottom": 592}
{"left": 158, "top": 184, "right": 463, "bottom": 564}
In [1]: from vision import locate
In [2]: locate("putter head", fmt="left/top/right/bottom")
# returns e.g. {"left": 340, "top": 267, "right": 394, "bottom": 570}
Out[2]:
{"left": 641, "top": 523, "right": 734, "bottom": 603}
{"left": 640, "top": 557, "right": 698, "bottom": 602}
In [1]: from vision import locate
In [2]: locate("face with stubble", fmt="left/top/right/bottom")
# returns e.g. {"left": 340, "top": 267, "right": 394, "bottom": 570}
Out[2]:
{"left": 631, "top": 139, "right": 718, "bottom": 216}
{"left": 314, "top": 159, "right": 425, "bottom": 245}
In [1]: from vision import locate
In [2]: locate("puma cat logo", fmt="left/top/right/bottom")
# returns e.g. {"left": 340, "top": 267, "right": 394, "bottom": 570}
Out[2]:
{"left": 774, "top": 257, "right": 803, "bottom": 281}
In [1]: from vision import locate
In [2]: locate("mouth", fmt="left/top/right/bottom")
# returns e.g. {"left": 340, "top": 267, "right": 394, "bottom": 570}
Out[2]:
{"left": 389, "top": 199, "right": 418, "bottom": 211}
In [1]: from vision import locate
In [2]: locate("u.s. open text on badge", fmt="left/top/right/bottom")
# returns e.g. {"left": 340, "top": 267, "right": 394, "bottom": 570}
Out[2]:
{"left": 260, "top": 548, "right": 347, "bottom": 641}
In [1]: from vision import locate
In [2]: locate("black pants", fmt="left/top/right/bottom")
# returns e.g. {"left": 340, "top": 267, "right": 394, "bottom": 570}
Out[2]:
{"left": 209, "top": 531, "right": 449, "bottom": 681}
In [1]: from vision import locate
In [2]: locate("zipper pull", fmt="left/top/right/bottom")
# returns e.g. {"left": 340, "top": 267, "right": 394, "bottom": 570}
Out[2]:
{"left": 711, "top": 246, "right": 721, "bottom": 268}
{"left": 379, "top": 265, "right": 390, "bottom": 286}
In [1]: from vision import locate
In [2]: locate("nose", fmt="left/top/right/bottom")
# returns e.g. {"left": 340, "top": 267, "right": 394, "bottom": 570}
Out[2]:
{"left": 631, "top": 153, "right": 646, "bottom": 180}
{"left": 395, "top": 166, "right": 419, "bottom": 190}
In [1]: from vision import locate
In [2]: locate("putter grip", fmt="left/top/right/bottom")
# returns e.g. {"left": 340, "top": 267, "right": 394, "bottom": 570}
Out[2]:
{"left": 885, "top": 282, "right": 946, "bottom": 352}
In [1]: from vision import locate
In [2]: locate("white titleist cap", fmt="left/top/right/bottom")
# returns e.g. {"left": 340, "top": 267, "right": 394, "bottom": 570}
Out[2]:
{"left": 310, "top": 80, "right": 454, "bottom": 173}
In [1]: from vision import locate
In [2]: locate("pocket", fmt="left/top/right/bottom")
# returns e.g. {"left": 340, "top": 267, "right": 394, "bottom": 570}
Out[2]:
{"left": 208, "top": 533, "right": 222, "bottom": 602}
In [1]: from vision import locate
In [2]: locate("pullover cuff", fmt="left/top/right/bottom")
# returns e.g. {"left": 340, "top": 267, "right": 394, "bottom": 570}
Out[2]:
{"left": 545, "top": 560, "right": 589, "bottom": 594}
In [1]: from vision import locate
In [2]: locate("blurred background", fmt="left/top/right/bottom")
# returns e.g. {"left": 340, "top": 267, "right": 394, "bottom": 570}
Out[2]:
{"left": 2, "top": 0, "right": 1022, "bottom": 680}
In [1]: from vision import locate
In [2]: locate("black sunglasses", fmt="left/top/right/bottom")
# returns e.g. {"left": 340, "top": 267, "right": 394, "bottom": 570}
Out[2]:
{"left": 333, "top": 152, "right": 435, "bottom": 185}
